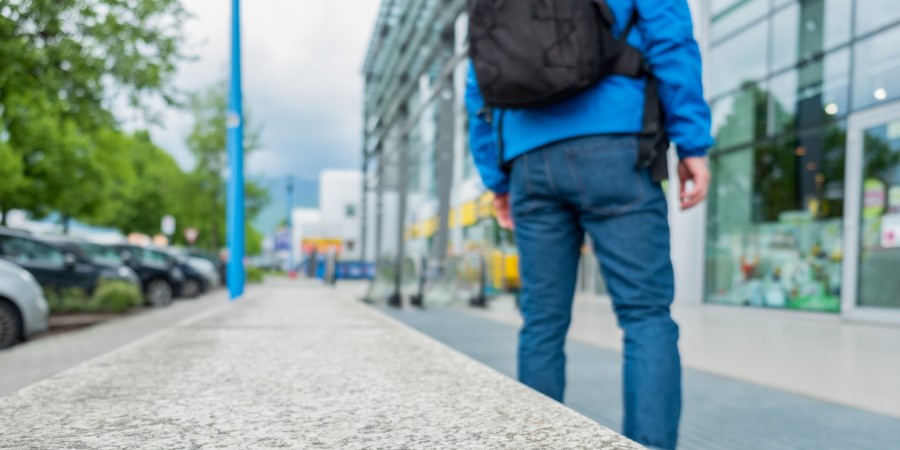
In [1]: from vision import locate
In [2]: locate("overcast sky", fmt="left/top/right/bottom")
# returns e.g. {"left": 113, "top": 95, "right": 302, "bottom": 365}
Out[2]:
{"left": 150, "top": 0, "right": 381, "bottom": 182}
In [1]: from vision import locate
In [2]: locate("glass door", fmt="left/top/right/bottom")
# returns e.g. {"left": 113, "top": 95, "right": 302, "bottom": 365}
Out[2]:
{"left": 844, "top": 104, "right": 900, "bottom": 322}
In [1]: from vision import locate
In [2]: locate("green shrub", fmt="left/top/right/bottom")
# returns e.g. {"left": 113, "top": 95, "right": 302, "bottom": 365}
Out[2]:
{"left": 45, "top": 281, "right": 142, "bottom": 315}
{"left": 92, "top": 280, "right": 143, "bottom": 313}
{"left": 246, "top": 267, "right": 265, "bottom": 284}
{"left": 45, "top": 286, "right": 91, "bottom": 315}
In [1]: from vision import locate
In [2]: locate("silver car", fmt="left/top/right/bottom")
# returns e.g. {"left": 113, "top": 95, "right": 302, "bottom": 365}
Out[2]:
{"left": 0, "top": 259, "right": 49, "bottom": 349}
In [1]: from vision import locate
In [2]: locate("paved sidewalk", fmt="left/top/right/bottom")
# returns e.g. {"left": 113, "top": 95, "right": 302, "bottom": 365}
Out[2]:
{"left": 471, "top": 294, "right": 900, "bottom": 419}
{"left": 0, "top": 280, "right": 640, "bottom": 449}
{"left": 0, "top": 287, "right": 233, "bottom": 396}
{"left": 384, "top": 307, "right": 900, "bottom": 450}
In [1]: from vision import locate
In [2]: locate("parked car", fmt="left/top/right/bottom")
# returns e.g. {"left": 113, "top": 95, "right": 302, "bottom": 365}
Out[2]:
{"left": 188, "top": 256, "right": 221, "bottom": 290}
{"left": 109, "top": 244, "right": 184, "bottom": 307}
{"left": 186, "top": 249, "right": 226, "bottom": 286}
{"left": 40, "top": 236, "right": 141, "bottom": 288}
{"left": 0, "top": 259, "right": 49, "bottom": 349}
{"left": 0, "top": 229, "right": 134, "bottom": 296}
{"left": 159, "top": 249, "right": 207, "bottom": 299}
{"left": 166, "top": 248, "right": 221, "bottom": 291}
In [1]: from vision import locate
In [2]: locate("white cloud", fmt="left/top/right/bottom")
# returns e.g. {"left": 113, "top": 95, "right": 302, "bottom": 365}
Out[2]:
{"left": 150, "top": 0, "right": 380, "bottom": 179}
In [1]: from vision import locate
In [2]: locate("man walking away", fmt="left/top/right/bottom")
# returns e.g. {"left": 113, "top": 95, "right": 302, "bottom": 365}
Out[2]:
{"left": 465, "top": 1, "right": 712, "bottom": 449}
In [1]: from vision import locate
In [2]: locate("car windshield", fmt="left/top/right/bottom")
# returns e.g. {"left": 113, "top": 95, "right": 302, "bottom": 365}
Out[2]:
{"left": 75, "top": 243, "right": 124, "bottom": 265}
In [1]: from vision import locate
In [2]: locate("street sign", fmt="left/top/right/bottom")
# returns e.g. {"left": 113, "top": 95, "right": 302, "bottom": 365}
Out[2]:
{"left": 184, "top": 228, "right": 199, "bottom": 244}
{"left": 161, "top": 215, "right": 176, "bottom": 236}
{"left": 274, "top": 228, "right": 291, "bottom": 251}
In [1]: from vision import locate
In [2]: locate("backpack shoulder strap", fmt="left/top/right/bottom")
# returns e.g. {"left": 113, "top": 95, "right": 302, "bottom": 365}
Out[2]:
{"left": 619, "top": 8, "right": 639, "bottom": 41}
{"left": 610, "top": 8, "right": 645, "bottom": 78}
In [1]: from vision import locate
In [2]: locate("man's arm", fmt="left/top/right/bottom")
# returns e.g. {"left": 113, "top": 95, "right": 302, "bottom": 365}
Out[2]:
{"left": 635, "top": 0, "right": 713, "bottom": 209}
{"left": 634, "top": 0, "right": 713, "bottom": 159}
{"left": 465, "top": 64, "right": 510, "bottom": 195}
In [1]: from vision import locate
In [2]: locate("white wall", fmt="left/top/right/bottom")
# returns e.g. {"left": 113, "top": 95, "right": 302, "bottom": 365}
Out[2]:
{"left": 291, "top": 208, "right": 321, "bottom": 265}
{"left": 319, "top": 170, "right": 363, "bottom": 260}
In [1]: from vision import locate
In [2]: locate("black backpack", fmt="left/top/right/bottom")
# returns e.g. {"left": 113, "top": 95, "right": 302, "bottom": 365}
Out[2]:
{"left": 467, "top": 0, "right": 669, "bottom": 181}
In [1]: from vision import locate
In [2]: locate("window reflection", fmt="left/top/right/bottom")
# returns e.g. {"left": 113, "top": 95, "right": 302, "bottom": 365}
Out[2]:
{"left": 768, "top": 48, "right": 850, "bottom": 135}
{"left": 711, "top": 21, "right": 769, "bottom": 97}
{"left": 858, "top": 119, "right": 900, "bottom": 309}
{"left": 852, "top": 25, "right": 900, "bottom": 110}
{"left": 855, "top": 0, "right": 900, "bottom": 37}
{"left": 770, "top": 0, "right": 851, "bottom": 72}
{"left": 712, "top": 84, "right": 766, "bottom": 151}
{"left": 711, "top": 0, "right": 768, "bottom": 41}
{"left": 706, "top": 124, "right": 846, "bottom": 312}
{"left": 712, "top": 0, "right": 749, "bottom": 16}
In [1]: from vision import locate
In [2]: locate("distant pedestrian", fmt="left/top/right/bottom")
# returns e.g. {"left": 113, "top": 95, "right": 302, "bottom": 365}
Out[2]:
{"left": 466, "top": 1, "right": 712, "bottom": 449}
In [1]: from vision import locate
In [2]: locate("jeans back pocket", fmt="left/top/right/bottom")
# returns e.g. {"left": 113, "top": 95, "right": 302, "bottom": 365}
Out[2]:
{"left": 564, "top": 137, "right": 645, "bottom": 216}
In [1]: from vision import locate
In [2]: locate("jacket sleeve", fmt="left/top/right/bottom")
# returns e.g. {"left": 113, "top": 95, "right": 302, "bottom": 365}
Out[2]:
{"left": 465, "top": 64, "right": 510, "bottom": 195}
{"left": 635, "top": 0, "right": 714, "bottom": 158}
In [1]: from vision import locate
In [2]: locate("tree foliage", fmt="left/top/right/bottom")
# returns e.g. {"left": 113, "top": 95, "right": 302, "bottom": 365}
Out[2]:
{"left": 0, "top": 2, "right": 269, "bottom": 254}
{"left": 0, "top": 0, "right": 188, "bottom": 224}
{"left": 169, "top": 81, "right": 268, "bottom": 251}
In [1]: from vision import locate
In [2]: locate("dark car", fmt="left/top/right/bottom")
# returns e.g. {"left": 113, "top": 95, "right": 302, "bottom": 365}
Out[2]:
{"left": 158, "top": 248, "right": 207, "bottom": 299}
{"left": 110, "top": 244, "right": 184, "bottom": 307}
{"left": 40, "top": 236, "right": 141, "bottom": 287}
{"left": 185, "top": 249, "right": 226, "bottom": 287}
{"left": 0, "top": 229, "right": 135, "bottom": 296}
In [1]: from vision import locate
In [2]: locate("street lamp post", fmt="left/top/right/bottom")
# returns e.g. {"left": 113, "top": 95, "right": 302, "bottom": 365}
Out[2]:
{"left": 226, "top": 0, "right": 245, "bottom": 300}
{"left": 286, "top": 176, "right": 296, "bottom": 277}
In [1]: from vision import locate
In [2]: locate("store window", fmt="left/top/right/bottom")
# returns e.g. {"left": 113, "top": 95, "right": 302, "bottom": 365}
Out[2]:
{"left": 773, "top": 0, "right": 793, "bottom": 9}
{"left": 711, "top": 20, "right": 769, "bottom": 97}
{"left": 852, "top": 24, "right": 900, "bottom": 111}
{"left": 855, "top": 0, "right": 900, "bottom": 37}
{"left": 770, "top": 0, "right": 851, "bottom": 72}
{"left": 712, "top": 84, "right": 766, "bottom": 151}
{"left": 711, "top": 0, "right": 768, "bottom": 42}
{"left": 857, "top": 118, "right": 900, "bottom": 309}
{"left": 712, "top": 0, "right": 748, "bottom": 16}
{"left": 768, "top": 48, "right": 850, "bottom": 135}
{"left": 706, "top": 124, "right": 846, "bottom": 312}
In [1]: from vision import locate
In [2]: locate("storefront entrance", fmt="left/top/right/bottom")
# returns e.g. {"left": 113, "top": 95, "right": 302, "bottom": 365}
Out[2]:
{"left": 843, "top": 103, "right": 900, "bottom": 323}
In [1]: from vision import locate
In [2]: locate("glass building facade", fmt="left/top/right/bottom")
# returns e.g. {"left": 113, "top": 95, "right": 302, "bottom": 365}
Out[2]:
{"left": 704, "top": 0, "right": 900, "bottom": 318}
{"left": 362, "top": 0, "right": 900, "bottom": 322}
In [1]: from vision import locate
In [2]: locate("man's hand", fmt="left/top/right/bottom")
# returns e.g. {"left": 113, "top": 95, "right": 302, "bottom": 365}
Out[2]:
{"left": 494, "top": 193, "right": 514, "bottom": 230}
{"left": 678, "top": 157, "right": 711, "bottom": 210}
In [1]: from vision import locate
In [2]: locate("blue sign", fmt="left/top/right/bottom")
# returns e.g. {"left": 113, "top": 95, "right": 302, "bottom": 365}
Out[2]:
{"left": 274, "top": 228, "right": 291, "bottom": 251}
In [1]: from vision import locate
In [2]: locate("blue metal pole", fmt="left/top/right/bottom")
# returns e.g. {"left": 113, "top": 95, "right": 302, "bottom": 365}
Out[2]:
{"left": 226, "top": 0, "right": 245, "bottom": 300}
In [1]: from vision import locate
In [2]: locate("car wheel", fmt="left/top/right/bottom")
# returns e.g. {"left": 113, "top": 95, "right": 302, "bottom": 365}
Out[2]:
{"left": 181, "top": 278, "right": 201, "bottom": 299}
{"left": 145, "top": 279, "right": 173, "bottom": 307}
{"left": 0, "top": 301, "right": 22, "bottom": 350}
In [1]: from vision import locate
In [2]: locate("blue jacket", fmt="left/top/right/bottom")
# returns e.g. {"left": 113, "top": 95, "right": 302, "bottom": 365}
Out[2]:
{"left": 465, "top": 0, "right": 713, "bottom": 194}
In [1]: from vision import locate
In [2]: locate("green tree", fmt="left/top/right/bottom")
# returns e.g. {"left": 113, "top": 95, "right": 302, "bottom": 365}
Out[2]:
{"left": 100, "top": 131, "right": 185, "bottom": 235}
{"left": 0, "top": 0, "right": 188, "bottom": 224}
{"left": 175, "top": 81, "right": 269, "bottom": 253}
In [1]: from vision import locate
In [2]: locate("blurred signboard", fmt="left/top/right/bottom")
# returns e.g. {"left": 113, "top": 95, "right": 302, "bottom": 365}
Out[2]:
{"left": 274, "top": 228, "right": 291, "bottom": 251}
{"left": 302, "top": 238, "right": 342, "bottom": 254}
{"left": 881, "top": 214, "right": 900, "bottom": 249}
{"left": 161, "top": 215, "right": 176, "bottom": 236}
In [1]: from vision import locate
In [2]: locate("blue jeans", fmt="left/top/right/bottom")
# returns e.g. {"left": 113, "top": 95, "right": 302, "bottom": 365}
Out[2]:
{"left": 510, "top": 135, "right": 681, "bottom": 450}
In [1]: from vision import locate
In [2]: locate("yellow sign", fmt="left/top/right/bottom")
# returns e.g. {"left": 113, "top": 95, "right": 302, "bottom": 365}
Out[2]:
{"left": 302, "top": 238, "right": 343, "bottom": 253}
{"left": 460, "top": 201, "right": 477, "bottom": 227}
